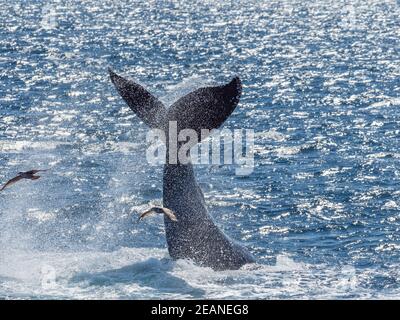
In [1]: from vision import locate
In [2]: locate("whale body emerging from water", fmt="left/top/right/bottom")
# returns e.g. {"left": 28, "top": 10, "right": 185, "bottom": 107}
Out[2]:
{"left": 109, "top": 69, "right": 255, "bottom": 270}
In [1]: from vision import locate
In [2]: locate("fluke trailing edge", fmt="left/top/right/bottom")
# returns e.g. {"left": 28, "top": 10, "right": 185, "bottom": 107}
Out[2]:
{"left": 109, "top": 68, "right": 255, "bottom": 270}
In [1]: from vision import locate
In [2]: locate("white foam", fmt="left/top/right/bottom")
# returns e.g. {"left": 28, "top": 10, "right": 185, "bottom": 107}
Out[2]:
{"left": 256, "top": 129, "right": 288, "bottom": 142}
{"left": 1, "top": 246, "right": 399, "bottom": 299}
{"left": 0, "top": 140, "right": 67, "bottom": 152}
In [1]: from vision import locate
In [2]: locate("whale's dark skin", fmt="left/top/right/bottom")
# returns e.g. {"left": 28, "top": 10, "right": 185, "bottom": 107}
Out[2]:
{"left": 109, "top": 69, "right": 255, "bottom": 270}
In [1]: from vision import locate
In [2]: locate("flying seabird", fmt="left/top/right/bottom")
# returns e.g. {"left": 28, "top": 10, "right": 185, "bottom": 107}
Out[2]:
{"left": 138, "top": 206, "right": 178, "bottom": 222}
{"left": 0, "top": 169, "right": 48, "bottom": 191}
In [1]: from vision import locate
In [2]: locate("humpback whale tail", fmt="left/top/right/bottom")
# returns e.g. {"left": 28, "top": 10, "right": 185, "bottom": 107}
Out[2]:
{"left": 109, "top": 68, "right": 167, "bottom": 129}
{"left": 109, "top": 68, "right": 241, "bottom": 138}
{"left": 109, "top": 68, "right": 254, "bottom": 270}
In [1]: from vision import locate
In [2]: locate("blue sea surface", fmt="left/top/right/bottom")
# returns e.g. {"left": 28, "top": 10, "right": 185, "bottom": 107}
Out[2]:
{"left": 1, "top": 0, "right": 400, "bottom": 299}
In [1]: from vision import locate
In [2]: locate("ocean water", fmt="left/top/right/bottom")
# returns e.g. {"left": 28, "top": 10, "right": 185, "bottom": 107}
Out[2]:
{"left": 1, "top": 0, "right": 400, "bottom": 299}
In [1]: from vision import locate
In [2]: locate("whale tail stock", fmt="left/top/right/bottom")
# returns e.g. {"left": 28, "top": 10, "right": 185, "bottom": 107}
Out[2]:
{"left": 109, "top": 68, "right": 254, "bottom": 270}
{"left": 108, "top": 68, "right": 242, "bottom": 137}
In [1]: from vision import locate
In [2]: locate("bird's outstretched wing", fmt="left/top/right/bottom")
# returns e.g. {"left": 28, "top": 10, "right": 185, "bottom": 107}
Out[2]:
{"left": 161, "top": 207, "right": 178, "bottom": 222}
{"left": 0, "top": 175, "right": 23, "bottom": 191}
{"left": 25, "top": 169, "right": 48, "bottom": 175}
{"left": 138, "top": 209, "right": 155, "bottom": 221}
{"left": 138, "top": 207, "right": 178, "bottom": 222}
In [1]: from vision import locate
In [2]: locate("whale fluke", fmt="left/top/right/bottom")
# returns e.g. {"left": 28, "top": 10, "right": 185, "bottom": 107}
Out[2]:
{"left": 166, "top": 76, "right": 242, "bottom": 140}
{"left": 108, "top": 69, "right": 241, "bottom": 140}
{"left": 108, "top": 68, "right": 167, "bottom": 128}
{"left": 109, "top": 69, "right": 254, "bottom": 270}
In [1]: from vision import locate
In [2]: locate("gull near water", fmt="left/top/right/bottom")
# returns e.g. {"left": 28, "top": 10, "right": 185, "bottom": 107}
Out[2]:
{"left": 0, "top": 169, "right": 48, "bottom": 192}
{"left": 138, "top": 207, "right": 178, "bottom": 223}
